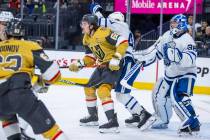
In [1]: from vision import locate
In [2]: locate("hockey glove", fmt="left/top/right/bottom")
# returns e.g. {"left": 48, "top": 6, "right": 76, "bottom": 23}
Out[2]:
{"left": 32, "top": 75, "right": 50, "bottom": 94}
{"left": 163, "top": 43, "right": 183, "bottom": 64}
{"left": 69, "top": 59, "right": 85, "bottom": 72}
{"left": 89, "top": 3, "right": 103, "bottom": 14}
{"left": 109, "top": 53, "right": 121, "bottom": 71}
{"left": 163, "top": 44, "right": 171, "bottom": 66}
{"left": 166, "top": 47, "right": 183, "bottom": 63}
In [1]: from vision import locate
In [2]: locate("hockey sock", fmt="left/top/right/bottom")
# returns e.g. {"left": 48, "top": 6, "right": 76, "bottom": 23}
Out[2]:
{"left": 116, "top": 93, "right": 144, "bottom": 115}
{"left": 2, "top": 120, "right": 21, "bottom": 140}
{"left": 43, "top": 124, "right": 67, "bottom": 140}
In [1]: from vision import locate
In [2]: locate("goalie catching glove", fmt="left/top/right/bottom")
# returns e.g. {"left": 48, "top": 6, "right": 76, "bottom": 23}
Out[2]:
{"left": 109, "top": 53, "right": 121, "bottom": 71}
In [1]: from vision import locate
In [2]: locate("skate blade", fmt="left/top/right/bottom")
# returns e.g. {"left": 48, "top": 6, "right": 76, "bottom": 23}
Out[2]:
{"left": 99, "top": 127, "right": 120, "bottom": 133}
{"left": 80, "top": 121, "right": 99, "bottom": 126}
{"left": 140, "top": 116, "right": 157, "bottom": 131}
{"left": 178, "top": 130, "right": 200, "bottom": 137}
{"left": 125, "top": 122, "right": 138, "bottom": 128}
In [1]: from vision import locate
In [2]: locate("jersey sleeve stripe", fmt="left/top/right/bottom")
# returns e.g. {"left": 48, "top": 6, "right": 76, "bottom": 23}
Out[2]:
{"left": 48, "top": 71, "right": 61, "bottom": 83}
{"left": 98, "top": 18, "right": 102, "bottom": 26}
{"left": 105, "top": 18, "right": 107, "bottom": 27}
{"left": 42, "top": 62, "right": 60, "bottom": 82}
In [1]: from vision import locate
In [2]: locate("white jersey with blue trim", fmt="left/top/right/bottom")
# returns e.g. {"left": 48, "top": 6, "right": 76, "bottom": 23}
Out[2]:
{"left": 98, "top": 17, "right": 134, "bottom": 56}
{"left": 137, "top": 30, "right": 197, "bottom": 81}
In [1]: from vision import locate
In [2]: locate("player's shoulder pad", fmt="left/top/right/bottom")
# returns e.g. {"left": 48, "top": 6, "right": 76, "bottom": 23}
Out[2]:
{"left": 83, "top": 34, "right": 91, "bottom": 46}
{"left": 182, "top": 33, "right": 196, "bottom": 46}
{"left": 99, "top": 26, "right": 107, "bottom": 31}
{"left": 22, "top": 40, "right": 43, "bottom": 50}
{"left": 105, "top": 31, "right": 121, "bottom": 46}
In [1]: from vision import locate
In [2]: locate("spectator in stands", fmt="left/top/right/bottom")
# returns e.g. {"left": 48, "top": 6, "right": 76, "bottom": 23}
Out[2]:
{"left": 8, "top": 0, "right": 20, "bottom": 14}
{"left": 196, "top": 20, "right": 208, "bottom": 37}
{"left": 187, "top": 15, "right": 201, "bottom": 37}
{"left": 26, "top": 0, "right": 46, "bottom": 14}
{"left": 41, "top": 36, "right": 52, "bottom": 48}
{"left": 134, "top": 29, "right": 141, "bottom": 50}
{"left": 25, "top": 0, "right": 34, "bottom": 14}
{"left": 202, "top": 26, "right": 210, "bottom": 55}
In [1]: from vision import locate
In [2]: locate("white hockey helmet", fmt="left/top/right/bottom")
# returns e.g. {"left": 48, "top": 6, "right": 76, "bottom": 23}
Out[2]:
{"left": 108, "top": 11, "right": 125, "bottom": 22}
{"left": 0, "top": 11, "right": 14, "bottom": 22}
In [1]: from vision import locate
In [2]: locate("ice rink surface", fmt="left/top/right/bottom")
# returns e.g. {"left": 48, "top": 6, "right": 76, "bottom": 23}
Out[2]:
{"left": 1, "top": 85, "right": 210, "bottom": 140}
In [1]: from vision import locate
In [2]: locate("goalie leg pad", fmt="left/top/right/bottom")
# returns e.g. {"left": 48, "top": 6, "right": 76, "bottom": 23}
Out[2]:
{"left": 152, "top": 77, "right": 172, "bottom": 124}
{"left": 170, "top": 78, "right": 200, "bottom": 129}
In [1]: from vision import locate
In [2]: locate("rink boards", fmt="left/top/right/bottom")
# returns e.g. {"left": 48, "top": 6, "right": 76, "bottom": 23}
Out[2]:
{"left": 44, "top": 50, "right": 210, "bottom": 95}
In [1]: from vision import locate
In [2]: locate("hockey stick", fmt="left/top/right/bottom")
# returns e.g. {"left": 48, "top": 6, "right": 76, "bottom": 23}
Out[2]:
{"left": 59, "top": 79, "right": 90, "bottom": 87}
{"left": 120, "top": 61, "right": 144, "bottom": 90}
{"left": 59, "top": 64, "right": 107, "bottom": 69}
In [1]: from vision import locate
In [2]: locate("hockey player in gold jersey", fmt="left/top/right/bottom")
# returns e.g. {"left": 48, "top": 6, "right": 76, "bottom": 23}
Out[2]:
{"left": 69, "top": 14, "right": 128, "bottom": 133}
{"left": 0, "top": 18, "right": 69, "bottom": 140}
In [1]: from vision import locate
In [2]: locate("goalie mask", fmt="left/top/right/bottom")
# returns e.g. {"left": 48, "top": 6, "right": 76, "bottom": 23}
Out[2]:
{"left": 5, "top": 18, "right": 25, "bottom": 37}
{"left": 170, "top": 14, "right": 188, "bottom": 36}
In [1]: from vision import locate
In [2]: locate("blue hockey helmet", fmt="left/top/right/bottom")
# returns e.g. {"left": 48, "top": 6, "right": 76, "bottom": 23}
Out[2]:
{"left": 170, "top": 14, "right": 188, "bottom": 35}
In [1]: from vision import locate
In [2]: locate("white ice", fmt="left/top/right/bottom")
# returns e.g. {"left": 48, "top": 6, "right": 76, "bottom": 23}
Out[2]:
{"left": 1, "top": 85, "right": 210, "bottom": 140}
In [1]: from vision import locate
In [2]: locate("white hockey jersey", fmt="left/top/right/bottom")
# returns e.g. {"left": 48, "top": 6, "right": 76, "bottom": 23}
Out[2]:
{"left": 96, "top": 15, "right": 134, "bottom": 56}
{"left": 135, "top": 30, "right": 197, "bottom": 81}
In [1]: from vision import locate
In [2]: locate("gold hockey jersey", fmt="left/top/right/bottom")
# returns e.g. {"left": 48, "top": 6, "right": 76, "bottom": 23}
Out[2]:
{"left": 0, "top": 39, "right": 61, "bottom": 84}
{"left": 83, "top": 27, "right": 128, "bottom": 63}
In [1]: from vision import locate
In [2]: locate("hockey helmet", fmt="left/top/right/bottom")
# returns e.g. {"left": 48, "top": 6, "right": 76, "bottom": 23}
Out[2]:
{"left": 108, "top": 11, "right": 125, "bottom": 22}
{"left": 0, "top": 11, "right": 14, "bottom": 22}
{"left": 170, "top": 14, "right": 188, "bottom": 35}
{"left": 5, "top": 18, "right": 25, "bottom": 37}
{"left": 81, "top": 14, "right": 98, "bottom": 27}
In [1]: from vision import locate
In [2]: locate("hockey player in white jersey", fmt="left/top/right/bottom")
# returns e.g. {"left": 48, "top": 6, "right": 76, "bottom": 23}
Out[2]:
{"left": 90, "top": 3, "right": 151, "bottom": 128}
{"left": 134, "top": 14, "right": 200, "bottom": 133}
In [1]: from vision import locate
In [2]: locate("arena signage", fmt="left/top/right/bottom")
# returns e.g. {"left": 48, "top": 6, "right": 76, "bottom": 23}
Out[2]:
{"left": 115, "top": 0, "right": 203, "bottom": 14}
{"left": 45, "top": 50, "right": 210, "bottom": 94}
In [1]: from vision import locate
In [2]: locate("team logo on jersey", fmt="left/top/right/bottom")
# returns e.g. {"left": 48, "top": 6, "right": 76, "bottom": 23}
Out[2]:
{"left": 40, "top": 53, "right": 50, "bottom": 61}
{"left": 110, "top": 33, "right": 119, "bottom": 40}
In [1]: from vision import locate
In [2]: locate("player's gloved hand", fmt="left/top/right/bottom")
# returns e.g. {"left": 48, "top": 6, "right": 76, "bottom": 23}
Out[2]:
{"left": 32, "top": 75, "right": 50, "bottom": 94}
{"left": 69, "top": 59, "right": 85, "bottom": 72}
{"left": 109, "top": 53, "right": 121, "bottom": 71}
{"left": 167, "top": 47, "right": 182, "bottom": 63}
{"left": 89, "top": 3, "right": 103, "bottom": 14}
{"left": 163, "top": 43, "right": 183, "bottom": 64}
{"left": 36, "top": 84, "right": 49, "bottom": 94}
{"left": 163, "top": 44, "right": 171, "bottom": 66}
{"left": 133, "top": 50, "right": 145, "bottom": 62}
